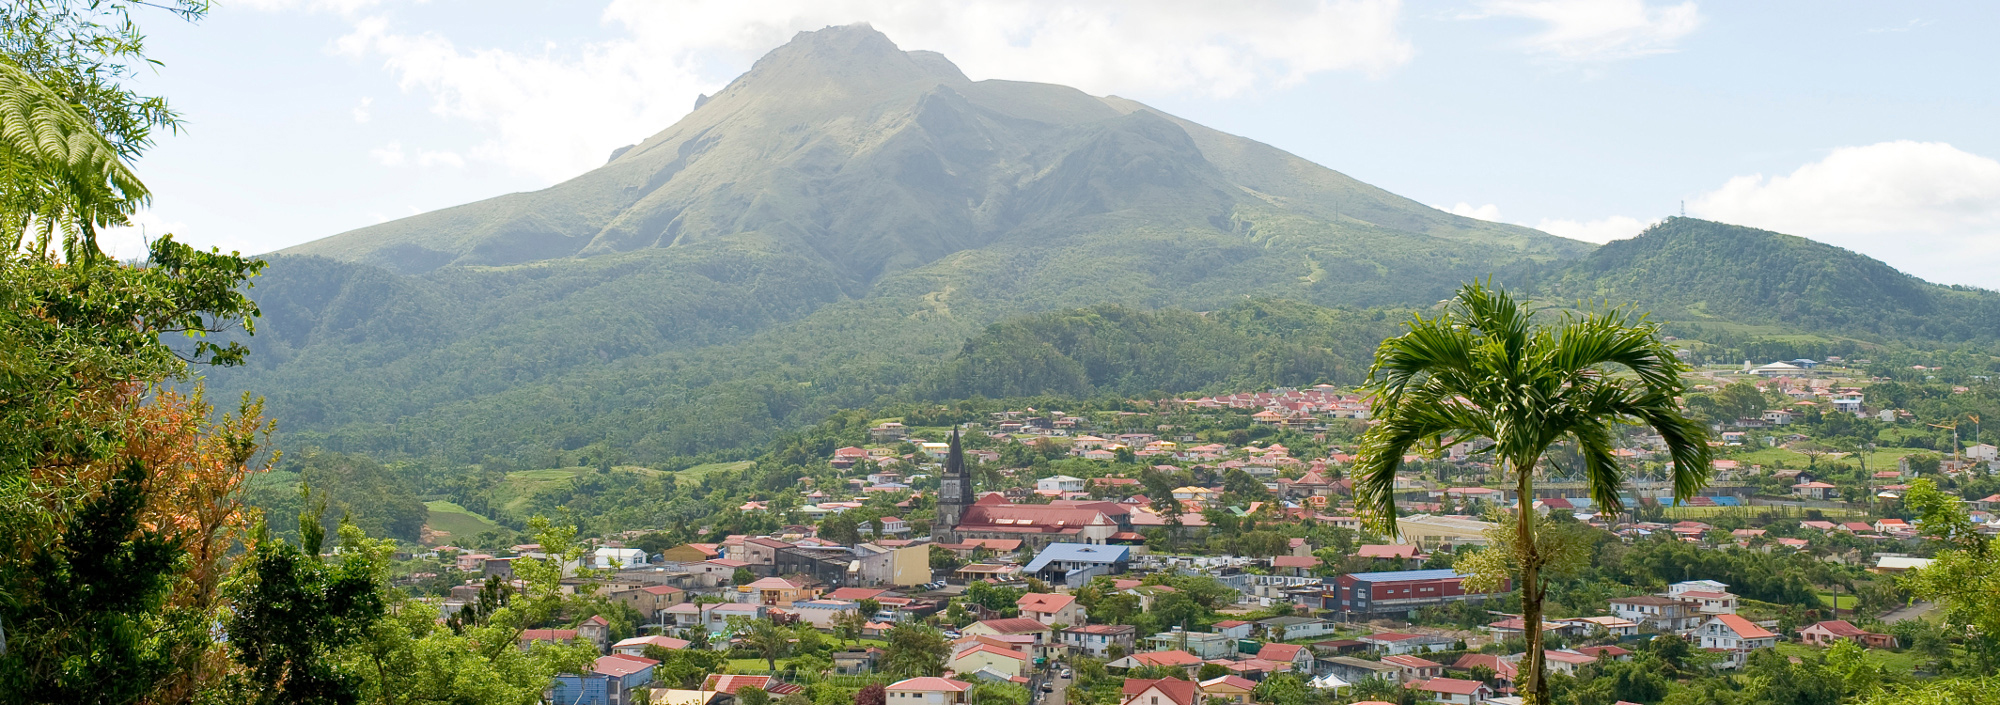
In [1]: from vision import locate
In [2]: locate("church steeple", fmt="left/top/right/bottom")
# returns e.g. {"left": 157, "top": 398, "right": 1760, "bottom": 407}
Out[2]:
{"left": 937, "top": 426, "right": 971, "bottom": 541}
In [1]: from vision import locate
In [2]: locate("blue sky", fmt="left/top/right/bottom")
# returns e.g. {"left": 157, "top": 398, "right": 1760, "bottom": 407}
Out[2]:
{"left": 106, "top": 0, "right": 2000, "bottom": 287}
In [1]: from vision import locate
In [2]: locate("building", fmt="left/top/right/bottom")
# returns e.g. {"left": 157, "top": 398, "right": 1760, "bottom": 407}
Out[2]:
{"left": 1120, "top": 677, "right": 1199, "bottom": 705}
{"left": 962, "top": 618, "right": 1052, "bottom": 643}
{"left": 1608, "top": 596, "right": 1703, "bottom": 632}
{"left": 787, "top": 599, "right": 860, "bottom": 629}
{"left": 1141, "top": 631, "right": 1236, "bottom": 659}
{"left": 1381, "top": 654, "right": 1442, "bottom": 682}
{"left": 1322, "top": 655, "right": 1401, "bottom": 685}
{"left": 1412, "top": 677, "right": 1493, "bottom": 705}
{"left": 1696, "top": 614, "right": 1779, "bottom": 667}
{"left": 948, "top": 642, "right": 1029, "bottom": 678}
{"left": 1023, "top": 543, "right": 1132, "bottom": 587}
{"left": 833, "top": 646, "right": 882, "bottom": 674}
{"left": 1017, "top": 593, "right": 1087, "bottom": 627}
{"left": 1258, "top": 615, "right": 1336, "bottom": 640}
{"left": 1357, "top": 632, "right": 1453, "bottom": 655}
{"left": 1666, "top": 581, "right": 1739, "bottom": 615}
{"left": 1109, "top": 650, "right": 1204, "bottom": 674}
{"left": 1792, "top": 482, "right": 1838, "bottom": 500}
{"left": 855, "top": 542, "right": 931, "bottom": 587}
{"left": 1800, "top": 620, "right": 1897, "bottom": 649}
{"left": 740, "top": 577, "right": 816, "bottom": 606}
{"left": 885, "top": 677, "right": 973, "bottom": 705}
{"left": 551, "top": 654, "right": 657, "bottom": 705}
{"left": 1539, "top": 650, "right": 1597, "bottom": 676}
{"left": 1326, "top": 569, "right": 1499, "bottom": 618}
{"left": 1059, "top": 624, "right": 1137, "bottom": 659}
{"left": 611, "top": 635, "right": 688, "bottom": 657}
{"left": 1257, "top": 642, "right": 1313, "bottom": 672}
{"left": 1037, "top": 475, "right": 1087, "bottom": 493}
{"left": 1198, "top": 675, "right": 1257, "bottom": 705}
{"left": 608, "top": 585, "right": 687, "bottom": 624}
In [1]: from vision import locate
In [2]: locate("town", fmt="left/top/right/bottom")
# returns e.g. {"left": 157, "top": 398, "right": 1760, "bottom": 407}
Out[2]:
{"left": 401, "top": 357, "right": 2000, "bottom": 705}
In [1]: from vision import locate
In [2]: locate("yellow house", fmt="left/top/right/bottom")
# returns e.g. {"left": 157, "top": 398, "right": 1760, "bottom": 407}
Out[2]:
{"left": 741, "top": 577, "right": 816, "bottom": 607}
{"left": 948, "top": 643, "right": 1029, "bottom": 678}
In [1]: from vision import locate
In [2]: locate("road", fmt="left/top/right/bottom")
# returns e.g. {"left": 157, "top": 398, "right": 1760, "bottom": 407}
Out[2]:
{"left": 1880, "top": 600, "right": 1937, "bottom": 624}
{"left": 1035, "top": 668, "right": 1071, "bottom": 705}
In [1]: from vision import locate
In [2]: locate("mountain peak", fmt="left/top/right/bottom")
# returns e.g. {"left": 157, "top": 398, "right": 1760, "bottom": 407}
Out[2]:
{"left": 731, "top": 24, "right": 968, "bottom": 93}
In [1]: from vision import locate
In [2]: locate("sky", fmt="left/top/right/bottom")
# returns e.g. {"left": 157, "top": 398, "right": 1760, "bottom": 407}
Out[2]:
{"left": 102, "top": 0, "right": 2000, "bottom": 288}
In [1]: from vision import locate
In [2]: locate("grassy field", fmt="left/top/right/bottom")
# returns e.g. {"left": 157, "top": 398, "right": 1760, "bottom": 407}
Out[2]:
{"left": 677, "top": 461, "right": 754, "bottom": 486}
{"left": 1725, "top": 445, "right": 1933, "bottom": 471}
{"left": 1817, "top": 593, "right": 1858, "bottom": 610}
{"left": 423, "top": 501, "right": 502, "bottom": 543}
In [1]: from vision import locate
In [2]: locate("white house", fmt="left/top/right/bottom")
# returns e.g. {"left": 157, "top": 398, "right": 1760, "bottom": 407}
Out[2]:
{"left": 1035, "top": 475, "right": 1087, "bottom": 493}
{"left": 886, "top": 677, "right": 974, "bottom": 705}
{"left": 1666, "top": 581, "right": 1739, "bottom": 615}
{"left": 1696, "top": 615, "right": 1778, "bottom": 668}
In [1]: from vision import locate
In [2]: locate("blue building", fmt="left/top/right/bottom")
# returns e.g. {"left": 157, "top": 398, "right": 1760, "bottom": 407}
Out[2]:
{"left": 550, "top": 654, "right": 656, "bottom": 705}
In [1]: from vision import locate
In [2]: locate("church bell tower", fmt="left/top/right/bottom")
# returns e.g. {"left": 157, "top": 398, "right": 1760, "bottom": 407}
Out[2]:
{"left": 936, "top": 427, "right": 972, "bottom": 542}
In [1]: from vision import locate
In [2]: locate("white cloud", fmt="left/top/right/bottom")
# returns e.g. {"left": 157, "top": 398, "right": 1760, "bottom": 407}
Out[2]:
{"left": 1473, "top": 0, "right": 1702, "bottom": 62}
{"left": 369, "top": 141, "right": 407, "bottom": 166}
{"left": 1688, "top": 140, "right": 2000, "bottom": 288}
{"left": 352, "top": 96, "right": 373, "bottom": 123}
{"left": 1534, "top": 215, "right": 1653, "bottom": 243}
{"left": 1437, "top": 202, "right": 1504, "bottom": 221}
{"left": 97, "top": 210, "right": 260, "bottom": 261}
{"left": 315, "top": 0, "right": 1413, "bottom": 182}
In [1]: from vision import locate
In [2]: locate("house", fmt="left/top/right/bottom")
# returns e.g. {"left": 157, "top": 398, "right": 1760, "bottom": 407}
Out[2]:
{"left": 1382, "top": 654, "right": 1443, "bottom": 682}
{"left": 1036, "top": 475, "right": 1088, "bottom": 493}
{"left": 1696, "top": 614, "right": 1779, "bottom": 667}
{"left": 611, "top": 635, "right": 688, "bottom": 657}
{"left": 1109, "top": 650, "right": 1204, "bottom": 674}
{"left": 1608, "top": 596, "right": 1703, "bottom": 631}
{"left": 1666, "top": 581, "right": 1739, "bottom": 615}
{"left": 788, "top": 599, "right": 860, "bottom": 629}
{"left": 1355, "top": 544, "right": 1424, "bottom": 567}
{"left": 1058, "top": 624, "right": 1136, "bottom": 659}
{"left": 886, "top": 677, "right": 974, "bottom": 705}
{"left": 1198, "top": 675, "right": 1257, "bottom": 705}
{"left": 1450, "top": 654, "right": 1516, "bottom": 693}
{"left": 1800, "top": 620, "right": 1897, "bottom": 649}
{"left": 1358, "top": 632, "right": 1454, "bottom": 655}
{"left": 1023, "top": 543, "right": 1133, "bottom": 587}
{"left": 1871, "top": 556, "right": 1935, "bottom": 574}
{"left": 658, "top": 543, "right": 722, "bottom": 564}
{"left": 948, "top": 642, "right": 1029, "bottom": 678}
{"left": 1017, "top": 593, "right": 1087, "bottom": 627}
{"left": 1211, "top": 620, "right": 1255, "bottom": 640}
{"left": 1259, "top": 615, "right": 1336, "bottom": 640}
{"left": 831, "top": 646, "right": 882, "bottom": 674}
{"left": 1322, "top": 656, "right": 1402, "bottom": 685}
{"left": 1413, "top": 677, "right": 1494, "bottom": 705}
{"left": 1873, "top": 519, "right": 1911, "bottom": 534}
{"left": 609, "top": 585, "right": 687, "bottom": 623}
{"left": 962, "top": 618, "right": 1052, "bottom": 643}
{"left": 1270, "top": 555, "right": 1321, "bottom": 577}
{"left": 1120, "top": 677, "right": 1199, "bottom": 705}
{"left": 1141, "top": 631, "right": 1236, "bottom": 659}
{"left": 1539, "top": 650, "right": 1597, "bottom": 676}
{"left": 1566, "top": 616, "right": 1639, "bottom": 637}
{"left": 741, "top": 577, "right": 816, "bottom": 607}
{"left": 519, "top": 628, "right": 580, "bottom": 651}
{"left": 1792, "top": 482, "right": 1838, "bottom": 500}
{"left": 1573, "top": 645, "right": 1633, "bottom": 662}
{"left": 551, "top": 654, "right": 658, "bottom": 705}
{"left": 1257, "top": 642, "right": 1314, "bottom": 672}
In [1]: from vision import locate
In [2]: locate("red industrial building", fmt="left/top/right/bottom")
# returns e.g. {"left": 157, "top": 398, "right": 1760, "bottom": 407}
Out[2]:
{"left": 1325, "top": 569, "right": 1505, "bottom": 618}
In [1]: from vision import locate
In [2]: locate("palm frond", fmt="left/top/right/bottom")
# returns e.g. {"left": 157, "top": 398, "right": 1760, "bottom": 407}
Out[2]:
{"left": 0, "top": 60, "right": 148, "bottom": 259}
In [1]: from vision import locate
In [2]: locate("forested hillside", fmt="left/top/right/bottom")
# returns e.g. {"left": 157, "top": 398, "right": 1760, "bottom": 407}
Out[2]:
{"left": 1530, "top": 218, "right": 2000, "bottom": 342}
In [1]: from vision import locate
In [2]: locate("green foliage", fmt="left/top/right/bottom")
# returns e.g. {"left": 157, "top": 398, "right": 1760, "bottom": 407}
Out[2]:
{"left": 221, "top": 515, "right": 386, "bottom": 704}
{"left": 1353, "top": 281, "right": 1711, "bottom": 705}
{"left": 878, "top": 622, "right": 950, "bottom": 677}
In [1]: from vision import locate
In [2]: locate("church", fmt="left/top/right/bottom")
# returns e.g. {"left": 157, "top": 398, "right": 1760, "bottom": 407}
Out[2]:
{"left": 935, "top": 429, "right": 1152, "bottom": 549}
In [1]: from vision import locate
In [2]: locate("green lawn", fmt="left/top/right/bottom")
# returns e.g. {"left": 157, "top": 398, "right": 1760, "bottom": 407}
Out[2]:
{"left": 677, "top": 461, "right": 754, "bottom": 486}
{"left": 1817, "top": 593, "right": 1858, "bottom": 610}
{"left": 423, "top": 500, "right": 502, "bottom": 543}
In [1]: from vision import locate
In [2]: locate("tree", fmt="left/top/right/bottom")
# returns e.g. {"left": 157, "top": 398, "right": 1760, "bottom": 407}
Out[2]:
{"left": 220, "top": 505, "right": 386, "bottom": 704}
{"left": 832, "top": 608, "right": 869, "bottom": 646}
{"left": 733, "top": 567, "right": 757, "bottom": 585}
{"left": 855, "top": 684, "right": 887, "bottom": 705}
{"left": 879, "top": 622, "right": 950, "bottom": 677}
{"left": 1899, "top": 478, "right": 2000, "bottom": 671}
{"left": 1352, "top": 282, "right": 1711, "bottom": 705}
{"left": 738, "top": 618, "right": 791, "bottom": 672}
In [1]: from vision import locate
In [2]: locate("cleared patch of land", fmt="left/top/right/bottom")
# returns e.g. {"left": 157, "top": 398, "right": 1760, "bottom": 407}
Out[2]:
{"left": 424, "top": 500, "right": 502, "bottom": 542}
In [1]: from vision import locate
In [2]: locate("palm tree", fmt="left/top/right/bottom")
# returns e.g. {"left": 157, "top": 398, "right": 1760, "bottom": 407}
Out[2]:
{"left": 1353, "top": 281, "right": 1710, "bottom": 705}
{"left": 738, "top": 618, "right": 790, "bottom": 673}
{"left": 0, "top": 61, "right": 149, "bottom": 262}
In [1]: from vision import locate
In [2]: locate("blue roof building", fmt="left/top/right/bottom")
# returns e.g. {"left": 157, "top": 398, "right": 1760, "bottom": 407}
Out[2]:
{"left": 1023, "top": 543, "right": 1131, "bottom": 587}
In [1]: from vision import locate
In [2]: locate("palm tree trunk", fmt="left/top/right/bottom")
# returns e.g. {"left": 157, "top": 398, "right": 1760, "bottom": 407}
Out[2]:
{"left": 1516, "top": 461, "right": 1549, "bottom": 705}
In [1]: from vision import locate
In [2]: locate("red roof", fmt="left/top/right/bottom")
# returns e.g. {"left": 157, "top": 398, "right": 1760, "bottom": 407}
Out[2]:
{"left": 592, "top": 653, "right": 658, "bottom": 677}
{"left": 953, "top": 643, "right": 1028, "bottom": 661}
{"left": 1712, "top": 614, "right": 1778, "bottom": 640}
{"left": 519, "top": 629, "right": 578, "bottom": 642}
{"left": 973, "top": 618, "right": 1051, "bottom": 635}
{"left": 827, "top": 587, "right": 890, "bottom": 600}
{"left": 1382, "top": 654, "right": 1440, "bottom": 669}
{"left": 1543, "top": 650, "right": 1597, "bottom": 665}
{"left": 1575, "top": 645, "right": 1631, "bottom": 658}
{"left": 1128, "top": 650, "right": 1203, "bottom": 667}
{"left": 1356, "top": 544, "right": 1421, "bottom": 559}
{"left": 1270, "top": 556, "right": 1321, "bottom": 568}
{"left": 888, "top": 677, "right": 973, "bottom": 693}
{"left": 1122, "top": 677, "right": 1198, "bottom": 705}
{"left": 1017, "top": 593, "right": 1077, "bottom": 613}
{"left": 1257, "top": 643, "right": 1306, "bottom": 662}
{"left": 1804, "top": 620, "right": 1871, "bottom": 638}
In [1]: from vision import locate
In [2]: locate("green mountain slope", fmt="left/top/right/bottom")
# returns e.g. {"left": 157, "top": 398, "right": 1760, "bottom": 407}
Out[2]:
{"left": 204, "top": 25, "right": 1599, "bottom": 462}
{"left": 1527, "top": 218, "right": 2000, "bottom": 342}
